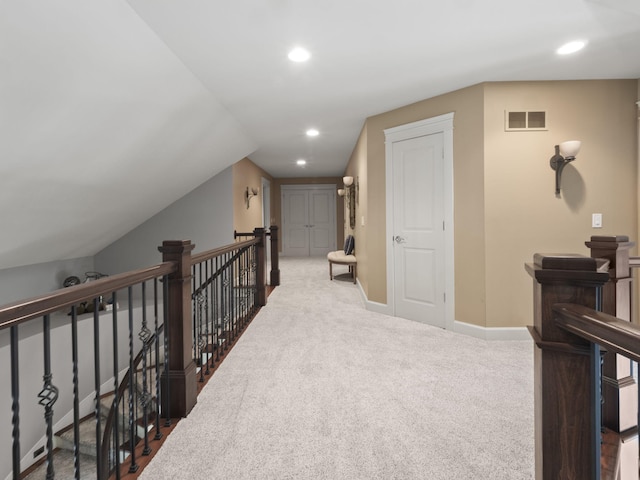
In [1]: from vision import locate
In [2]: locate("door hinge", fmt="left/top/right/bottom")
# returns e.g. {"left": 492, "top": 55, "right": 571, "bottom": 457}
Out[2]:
{"left": 443, "top": 293, "right": 446, "bottom": 302}
{"left": 443, "top": 221, "right": 445, "bottom": 231}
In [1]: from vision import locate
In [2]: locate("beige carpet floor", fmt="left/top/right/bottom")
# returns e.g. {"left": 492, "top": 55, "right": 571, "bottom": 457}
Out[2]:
{"left": 139, "top": 257, "right": 534, "bottom": 480}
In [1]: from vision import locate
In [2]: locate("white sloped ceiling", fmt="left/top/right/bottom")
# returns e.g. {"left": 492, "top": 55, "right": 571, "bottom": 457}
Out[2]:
{"left": 0, "top": 0, "right": 257, "bottom": 270}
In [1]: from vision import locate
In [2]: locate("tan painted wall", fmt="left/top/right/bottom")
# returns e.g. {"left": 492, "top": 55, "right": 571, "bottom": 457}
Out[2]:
{"left": 359, "top": 84, "right": 486, "bottom": 325}
{"left": 232, "top": 158, "right": 273, "bottom": 234}
{"left": 343, "top": 125, "right": 368, "bottom": 291}
{"left": 349, "top": 79, "right": 638, "bottom": 329}
{"left": 484, "top": 80, "right": 638, "bottom": 327}
{"left": 272, "top": 177, "right": 345, "bottom": 252}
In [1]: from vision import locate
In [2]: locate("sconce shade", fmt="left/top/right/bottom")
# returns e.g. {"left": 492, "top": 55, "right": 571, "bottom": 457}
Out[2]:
{"left": 343, "top": 176, "right": 354, "bottom": 187}
{"left": 337, "top": 189, "right": 345, "bottom": 196}
{"left": 559, "top": 140, "right": 581, "bottom": 159}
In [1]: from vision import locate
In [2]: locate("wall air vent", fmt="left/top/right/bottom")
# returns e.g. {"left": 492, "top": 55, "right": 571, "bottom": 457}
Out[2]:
{"left": 505, "top": 110, "right": 547, "bottom": 131}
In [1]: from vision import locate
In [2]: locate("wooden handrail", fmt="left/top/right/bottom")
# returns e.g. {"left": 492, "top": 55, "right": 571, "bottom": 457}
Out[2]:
{"left": 629, "top": 256, "right": 640, "bottom": 268}
{"left": 553, "top": 303, "right": 640, "bottom": 363}
{"left": 0, "top": 262, "right": 177, "bottom": 330}
{"left": 191, "top": 238, "right": 258, "bottom": 265}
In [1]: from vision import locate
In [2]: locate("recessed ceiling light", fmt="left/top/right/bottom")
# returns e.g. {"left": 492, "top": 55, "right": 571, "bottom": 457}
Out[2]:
{"left": 288, "top": 47, "right": 311, "bottom": 62}
{"left": 306, "top": 128, "right": 319, "bottom": 137}
{"left": 296, "top": 159, "right": 307, "bottom": 166}
{"left": 556, "top": 40, "right": 587, "bottom": 55}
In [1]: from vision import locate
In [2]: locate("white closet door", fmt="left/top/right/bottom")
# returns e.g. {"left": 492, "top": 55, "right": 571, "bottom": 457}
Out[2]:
{"left": 282, "top": 185, "right": 336, "bottom": 257}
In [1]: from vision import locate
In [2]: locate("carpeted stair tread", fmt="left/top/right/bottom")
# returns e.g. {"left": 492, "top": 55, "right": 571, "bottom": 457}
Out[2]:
{"left": 23, "top": 449, "right": 97, "bottom": 480}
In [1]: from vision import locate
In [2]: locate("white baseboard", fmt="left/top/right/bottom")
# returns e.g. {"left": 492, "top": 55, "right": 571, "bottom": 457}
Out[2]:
{"left": 453, "top": 320, "right": 531, "bottom": 341}
{"left": 356, "top": 283, "right": 530, "bottom": 340}
{"left": 357, "top": 280, "right": 393, "bottom": 316}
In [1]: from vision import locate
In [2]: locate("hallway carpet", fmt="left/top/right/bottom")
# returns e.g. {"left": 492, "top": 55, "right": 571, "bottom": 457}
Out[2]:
{"left": 139, "top": 257, "right": 534, "bottom": 480}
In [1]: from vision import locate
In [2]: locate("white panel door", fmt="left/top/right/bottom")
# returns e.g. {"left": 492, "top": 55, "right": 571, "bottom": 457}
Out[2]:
{"left": 392, "top": 132, "right": 445, "bottom": 327}
{"left": 309, "top": 190, "right": 333, "bottom": 256}
{"left": 282, "top": 189, "right": 310, "bottom": 256}
{"left": 282, "top": 186, "right": 336, "bottom": 257}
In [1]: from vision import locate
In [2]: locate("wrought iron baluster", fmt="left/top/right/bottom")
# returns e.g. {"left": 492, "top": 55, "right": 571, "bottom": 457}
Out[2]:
{"left": 246, "top": 247, "right": 251, "bottom": 322}
{"left": 153, "top": 278, "right": 163, "bottom": 440}
{"left": 251, "top": 244, "right": 258, "bottom": 312}
{"left": 197, "top": 291, "right": 205, "bottom": 383}
{"left": 215, "top": 256, "right": 222, "bottom": 361}
{"left": 11, "top": 325, "right": 20, "bottom": 480}
{"left": 208, "top": 258, "right": 216, "bottom": 370}
{"left": 231, "top": 253, "right": 237, "bottom": 340}
{"left": 191, "top": 264, "right": 197, "bottom": 365}
{"left": 204, "top": 260, "right": 211, "bottom": 375}
{"left": 163, "top": 274, "right": 171, "bottom": 427}
{"left": 127, "top": 286, "right": 139, "bottom": 473}
{"left": 39, "top": 314, "right": 59, "bottom": 480}
{"left": 71, "top": 306, "right": 81, "bottom": 479}
{"left": 222, "top": 253, "right": 230, "bottom": 348}
{"left": 111, "top": 292, "right": 121, "bottom": 480}
{"left": 93, "top": 298, "right": 103, "bottom": 479}
{"left": 196, "top": 263, "right": 205, "bottom": 383}
{"left": 240, "top": 249, "right": 246, "bottom": 327}
{"left": 139, "top": 281, "right": 152, "bottom": 456}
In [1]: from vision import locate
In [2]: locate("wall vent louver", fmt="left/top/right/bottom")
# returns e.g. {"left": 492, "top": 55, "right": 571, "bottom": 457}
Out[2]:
{"left": 505, "top": 110, "right": 547, "bottom": 131}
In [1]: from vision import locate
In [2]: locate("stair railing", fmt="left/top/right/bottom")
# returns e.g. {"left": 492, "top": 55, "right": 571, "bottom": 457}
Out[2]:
{"left": 99, "top": 304, "right": 166, "bottom": 480}
{"left": 0, "top": 263, "right": 175, "bottom": 480}
{"left": 234, "top": 225, "right": 280, "bottom": 286}
{"left": 526, "top": 235, "right": 639, "bottom": 480}
{"left": 550, "top": 305, "right": 640, "bottom": 480}
{"left": 1, "top": 230, "right": 272, "bottom": 480}
{"left": 104, "top": 232, "right": 268, "bottom": 479}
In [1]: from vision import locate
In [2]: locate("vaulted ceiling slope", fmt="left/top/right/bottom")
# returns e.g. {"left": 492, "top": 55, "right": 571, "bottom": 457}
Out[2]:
{"left": 1, "top": 0, "right": 639, "bottom": 271}
{"left": 0, "top": 1, "right": 257, "bottom": 270}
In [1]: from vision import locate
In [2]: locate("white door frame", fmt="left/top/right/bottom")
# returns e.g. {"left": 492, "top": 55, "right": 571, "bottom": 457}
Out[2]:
{"left": 261, "top": 177, "right": 271, "bottom": 229}
{"left": 384, "top": 112, "right": 455, "bottom": 330}
{"left": 261, "top": 177, "right": 272, "bottom": 265}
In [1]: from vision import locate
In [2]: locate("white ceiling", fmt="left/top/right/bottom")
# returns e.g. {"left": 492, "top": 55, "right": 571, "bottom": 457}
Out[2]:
{"left": 1, "top": 0, "right": 639, "bottom": 270}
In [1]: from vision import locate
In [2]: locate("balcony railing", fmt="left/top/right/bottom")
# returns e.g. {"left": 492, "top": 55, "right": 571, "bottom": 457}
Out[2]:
{"left": 526, "top": 235, "right": 639, "bottom": 480}
{"left": 0, "top": 227, "right": 278, "bottom": 480}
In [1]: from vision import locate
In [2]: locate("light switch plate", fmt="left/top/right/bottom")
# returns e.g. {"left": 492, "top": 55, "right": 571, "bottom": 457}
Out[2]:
{"left": 592, "top": 213, "right": 602, "bottom": 228}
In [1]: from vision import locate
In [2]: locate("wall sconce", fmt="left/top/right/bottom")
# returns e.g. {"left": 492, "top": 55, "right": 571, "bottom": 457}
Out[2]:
{"left": 338, "top": 176, "right": 356, "bottom": 229}
{"left": 549, "top": 140, "right": 581, "bottom": 195}
{"left": 245, "top": 186, "right": 259, "bottom": 209}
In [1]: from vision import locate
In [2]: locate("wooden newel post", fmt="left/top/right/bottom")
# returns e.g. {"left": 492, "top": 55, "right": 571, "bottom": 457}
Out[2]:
{"left": 269, "top": 225, "right": 280, "bottom": 286}
{"left": 254, "top": 228, "right": 267, "bottom": 307}
{"left": 158, "top": 240, "right": 198, "bottom": 418}
{"left": 526, "top": 254, "right": 609, "bottom": 480}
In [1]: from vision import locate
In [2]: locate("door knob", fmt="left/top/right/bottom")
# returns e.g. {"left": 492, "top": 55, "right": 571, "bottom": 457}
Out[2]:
{"left": 394, "top": 235, "right": 406, "bottom": 244}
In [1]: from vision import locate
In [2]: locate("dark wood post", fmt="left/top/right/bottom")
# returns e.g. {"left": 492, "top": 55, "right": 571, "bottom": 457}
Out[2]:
{"left": 269, "top": 225, "right": 280, "bottom": 286}
{"left": 254, "top": 228, "right": 267, "bottom": 307}
{"left": 158, "top": 240, "right": 197, "bottom": 418}
{"left": 526, "top": 254, "right": 609, "bottom": 480}
{"left": 585, "top": 235, "right": 638, "bottom": 476}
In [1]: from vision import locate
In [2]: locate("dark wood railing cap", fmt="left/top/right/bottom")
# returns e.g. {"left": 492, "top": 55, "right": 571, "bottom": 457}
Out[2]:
{"left": 589, "top": 235, "right": 630, "bottom": 243}
{"left": 157, "top": 240, "right": 196, "bottom": 254}
{"left": 525, "top": 253, "right": 610, "bottom": 285}
{"left": 585, "top": 235, "right": 634, "bottom": 252}
{"left": 534, "top": 253, "right": 598, "bottom": 270}
{"left": 553, "top": 303, "right": 640, "bottom": 364}
{"left": 0, "top": 262, "right": 177, "bottom": 330}
{"left": 191, "top": 238, "right": 258, "bottom": 265}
